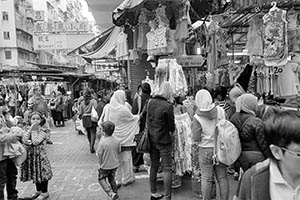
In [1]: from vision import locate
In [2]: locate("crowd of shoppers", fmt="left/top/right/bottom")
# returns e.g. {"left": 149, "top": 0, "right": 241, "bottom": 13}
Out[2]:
{"left": 1, "top": 81, "right": 300, "bottom": 200}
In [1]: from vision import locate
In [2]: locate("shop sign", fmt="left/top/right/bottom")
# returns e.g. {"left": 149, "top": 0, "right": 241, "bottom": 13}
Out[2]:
{"left": 34, "top": 34, "right": 67, "bottom": 50}
{"left": 34, "top": 21, "right": 89, "bottom": 33}
{"left": 177, "top": 55, "right": 205, "bottom": 68}
{"left": 34, "top": 10, "right": 45, "bottom": 21}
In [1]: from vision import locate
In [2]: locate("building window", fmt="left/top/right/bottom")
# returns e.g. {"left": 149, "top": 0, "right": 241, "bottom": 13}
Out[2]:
{"left": 3, "top": 31, "right": 10, "bottom": 40}
{"left": 2, "top": 11, "right": 8, "bottom": 20}
{"left": 5, "top": 51, "right": 11, "bottom": 59}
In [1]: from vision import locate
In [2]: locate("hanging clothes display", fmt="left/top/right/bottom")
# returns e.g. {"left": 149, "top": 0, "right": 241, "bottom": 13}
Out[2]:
{"left": 287, "top": 9, "right": 300, "bottom": 53}
{"left": 276, "top": 61, "right": 300, "bottom": 97}
{"left": 173, "top": 113, "right": 192, "bottom": 176}
{"left": 263, "top": 6, "right": 288, "bottom": 66}
{"left": 153, "top": 58, "right": 188, "bottom": 97}
{"left": 168, "top": 59, "right": 188, "bottom": 96}
{"left": 207, "top": 20, "right": 228, "bottom": 72}
{"left": 146, "top": 5, "right": 174, "bottom": 56}
{"left": 246, "top": 14, "right": 264, "bottom": 56}
{"left": 116, "top": 28, "right": 129, "bottom": 60}
{"left": 174, "top": 0, "right": 191, "bottom": 42}
{"left": 137, "top": 8, "right": 150, "bottom": 51}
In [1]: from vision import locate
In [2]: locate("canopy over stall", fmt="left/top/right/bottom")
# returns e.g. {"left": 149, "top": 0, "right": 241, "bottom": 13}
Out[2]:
{"left": 80, "top": 26, "right": 121, "bottom": 62}
{"left": 112, "top": 0, "right": 232, "bottom": 27}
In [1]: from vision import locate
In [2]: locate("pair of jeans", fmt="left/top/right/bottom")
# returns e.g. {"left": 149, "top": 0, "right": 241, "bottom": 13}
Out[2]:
{"left": 116, "top": 151, "right": 135, "bottom": 185}
{"left": 199, "top": 147, "right": 229, "bottom": 200}
{"left": 0, "top": 159, "right": 18, "bottom": 200}
{"left": 239, "top": 151, "right": 266, "bottom": 171}
{"left": 150, "top": 143, "right": 172, "bottom": 200}
{"left": 98, "top": 168, "right": 117, "bottom": 197}
{"left": 36, "top": 181, "right": 48, "bottom": 193}
{"left": 86, "top": 126, "right": 96, "bottom": 151}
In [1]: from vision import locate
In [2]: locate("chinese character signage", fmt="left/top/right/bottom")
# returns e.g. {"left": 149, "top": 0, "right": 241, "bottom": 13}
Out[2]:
{"left": 34, "top": 21, "right": 89, "bottom": 33}
{"left": 34, "top": 34, "right": 67, "bottom": 50}
{"left": 34, "top": 10, "right": 45, "bottom": 21}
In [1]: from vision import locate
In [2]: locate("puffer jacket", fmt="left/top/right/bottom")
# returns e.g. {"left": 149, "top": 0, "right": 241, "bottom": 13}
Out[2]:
{"left": 230, "top": 112, "right": 270, "bottom": 158}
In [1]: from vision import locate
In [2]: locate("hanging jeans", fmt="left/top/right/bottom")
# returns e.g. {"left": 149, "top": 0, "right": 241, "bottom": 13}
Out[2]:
{"left": 199, "top": 147, "right": 229, "bottom": 200}
{"left": 0, "top": 159, "right": 18, "bottom": 200}
{"left": 116, "top": 151, "right": 135, "bottom": 185}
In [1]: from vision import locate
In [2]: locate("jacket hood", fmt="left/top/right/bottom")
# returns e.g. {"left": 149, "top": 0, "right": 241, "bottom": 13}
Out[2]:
{"left": 195, "top": 105, "right": 217, "bottom": 120}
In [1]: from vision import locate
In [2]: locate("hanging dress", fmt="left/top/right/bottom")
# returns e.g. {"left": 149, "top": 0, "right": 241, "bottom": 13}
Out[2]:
{"left": 263, "top": 7, "right": 288, "bottom": 66}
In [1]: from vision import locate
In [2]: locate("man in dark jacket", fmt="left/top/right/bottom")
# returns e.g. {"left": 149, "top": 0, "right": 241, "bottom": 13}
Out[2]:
{"left": 234, "top": 110, "right": 300, "bottom": 200}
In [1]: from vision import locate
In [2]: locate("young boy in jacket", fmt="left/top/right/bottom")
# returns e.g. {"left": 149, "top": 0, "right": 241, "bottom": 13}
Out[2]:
{"left": 96, "top": 121, "right": 120, "bottom": 200}
{"left": 234, "top": 110, "right": 300, "bottom": 200}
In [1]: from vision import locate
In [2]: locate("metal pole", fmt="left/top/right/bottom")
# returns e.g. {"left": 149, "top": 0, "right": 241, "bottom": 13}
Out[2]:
{"left": 127, "top": 58, "right": 131, "bottom": 90}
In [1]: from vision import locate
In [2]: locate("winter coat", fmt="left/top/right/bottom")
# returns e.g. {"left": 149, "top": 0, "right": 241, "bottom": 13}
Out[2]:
{"left": 230, "top": 112, "right": 270, "bottom": 158}
{"left": 147, "top": 95, "right": 175, "bottom": 145}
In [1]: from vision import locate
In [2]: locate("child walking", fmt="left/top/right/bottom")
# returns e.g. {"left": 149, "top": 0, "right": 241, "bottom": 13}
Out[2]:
{"left": 20, "top": 112, "right": 53, "bottom": 200}
{"left": 96, "top": 121, "right": 120, "bottom": 200}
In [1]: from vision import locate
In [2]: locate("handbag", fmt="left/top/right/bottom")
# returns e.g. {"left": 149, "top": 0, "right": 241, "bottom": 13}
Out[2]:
{"left": 137, "top": 100, "right": 151, "bottom": 153}
{"left": 91, "top": 106, "right": 98, "bottom": 122}
{"left": 82, "top": 115, "right": 92, "bottom": 128}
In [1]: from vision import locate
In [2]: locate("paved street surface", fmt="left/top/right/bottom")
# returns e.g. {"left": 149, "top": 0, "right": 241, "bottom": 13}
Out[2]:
{"left": 16, "top": 120, "right": 238, "bottom": 200}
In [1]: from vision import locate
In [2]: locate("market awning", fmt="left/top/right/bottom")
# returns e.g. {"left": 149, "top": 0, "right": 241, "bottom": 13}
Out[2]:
{"left": 112, "top": 0, "right": 232, "bottom": 26}
{"left": 67, "top": 27, "right": 114, "bottom": 56}
{"left": 81, "top": 26, "right": 121, "bottom": 61}
{"left": 27, "top": 62, "right": 78, "bottom": 71}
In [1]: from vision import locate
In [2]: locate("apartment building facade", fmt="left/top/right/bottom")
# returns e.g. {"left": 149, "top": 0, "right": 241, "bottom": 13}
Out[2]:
{"left": 0, "top": 0, "right": 36, "bottom": 70}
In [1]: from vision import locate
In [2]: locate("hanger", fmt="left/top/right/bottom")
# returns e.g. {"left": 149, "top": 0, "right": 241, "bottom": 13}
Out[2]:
{"left": 270, "top": 1, "right": 278, "bottom": 12}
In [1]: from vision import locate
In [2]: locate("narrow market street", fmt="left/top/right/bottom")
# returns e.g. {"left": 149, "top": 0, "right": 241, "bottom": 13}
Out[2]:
{"left": 16, "top": 120, "right": 238, "bottom": 200}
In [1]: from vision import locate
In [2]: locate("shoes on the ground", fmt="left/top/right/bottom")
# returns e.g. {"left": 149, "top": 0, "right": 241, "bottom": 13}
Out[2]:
{"left": 111, "top": 193, "right": 119, "bottom": 200}
{"left": 133, "top": 166, "right": 139, "bottom": 173}
{"left": 36, "top": 193, "right": 49, "bottom": 200}
{"left": 122, "top": 179, "right": 135, "bottom": 186}
{"left": 31, "top": 191, "right": 41, "bottom": 199}
{"left": 150, "top": 194, "right": 164, "bottom": 200}
{"left": 46, "top": 140, "right": 53, "bottom": 145}
{"left": 172, "top": 183, "right": 182, "bottom": 189}
{"left": 227, "top": 168, "right": 235, "bottom": 175}
{"left": 234, "top": 172, "right": 239, "bottom": 181}
{"left": 90, "top": 148, "right": 95, "bottom": 153}
{"left": 116, "top": 182, "right": 122, "bottom": 188}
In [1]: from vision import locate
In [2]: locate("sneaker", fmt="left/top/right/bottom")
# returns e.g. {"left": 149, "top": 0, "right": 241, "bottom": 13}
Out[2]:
{"left": 111, "top": 193, "right": 119, "bottom": 200}
{"left": 36, "top": 193, "right": 49, "bottom": 200}
{"left": 32, "top": 191, "right": 41, "bottom": 199}
{"left": 123, "top": 179, "right": 135, "bottom": 186}
{"left": 46, "top": 140, "right": 53, "bottom": 145}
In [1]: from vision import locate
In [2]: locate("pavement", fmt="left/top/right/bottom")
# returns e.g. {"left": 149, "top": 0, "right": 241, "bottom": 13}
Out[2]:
{"left": 15, "top": 120, "right": 238, "bottom": 200}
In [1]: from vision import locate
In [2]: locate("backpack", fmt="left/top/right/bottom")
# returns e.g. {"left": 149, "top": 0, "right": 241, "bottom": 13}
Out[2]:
{"left": 213, "top": 106, "right": 241, "bottom": 166}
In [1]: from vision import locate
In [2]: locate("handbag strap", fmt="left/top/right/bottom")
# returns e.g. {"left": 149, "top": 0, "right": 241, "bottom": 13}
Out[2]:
{"left": 144, "top": 99, "right": 151, "bottom": 133}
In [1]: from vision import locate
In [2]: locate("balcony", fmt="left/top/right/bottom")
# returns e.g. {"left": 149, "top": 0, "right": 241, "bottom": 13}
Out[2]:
{"left": 17, "top": 39, "right": 34, "bottom": 52}
{"left": 16, "top": 15, "right": 34, "bottom": 35}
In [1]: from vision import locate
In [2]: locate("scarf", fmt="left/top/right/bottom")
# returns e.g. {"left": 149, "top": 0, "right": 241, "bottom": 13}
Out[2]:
{"left": 235, "top": 94, "right": 258, "bottom": 116}
{"left": 100, "top": 90, "right": 139, "bottom": 146}
{"left": 195, "top": 89, "right": 215, "bottom": 111}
